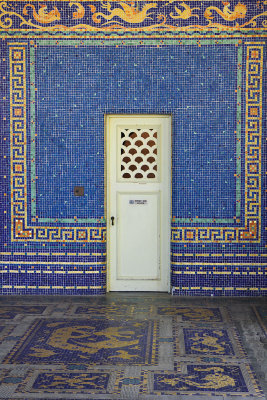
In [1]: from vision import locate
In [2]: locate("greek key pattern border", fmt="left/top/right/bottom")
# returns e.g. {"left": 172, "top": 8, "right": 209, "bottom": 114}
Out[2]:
{"left": 172, "top": 44, "right": 263, "bottom": 243}
{"left": 9, "top": 42, "right": 263, "bottom": 242}
{"left": 9, "top": 44, "right": 105, "bottom": 243}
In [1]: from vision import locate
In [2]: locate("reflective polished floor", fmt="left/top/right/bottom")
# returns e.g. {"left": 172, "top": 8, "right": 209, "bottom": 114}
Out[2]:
{"left": 0, "top": 293, "right": 266, "bottom": 400}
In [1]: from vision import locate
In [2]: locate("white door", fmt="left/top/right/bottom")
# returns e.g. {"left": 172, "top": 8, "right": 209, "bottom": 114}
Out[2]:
{"left": 106, "top": 115, "right": 171, "bottom": 291}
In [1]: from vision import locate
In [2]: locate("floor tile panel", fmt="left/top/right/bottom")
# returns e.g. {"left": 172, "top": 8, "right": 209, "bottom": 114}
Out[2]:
{"left": 0, "top": 294, "right": 266, "bottom": 399}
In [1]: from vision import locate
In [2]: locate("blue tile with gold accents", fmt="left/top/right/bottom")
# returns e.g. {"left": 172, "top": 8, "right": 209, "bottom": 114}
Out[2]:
{"left": 32, "top": 372, "right": 109, "bottom": 391}
{"left": 183, "top": 328, "right": 235, "bottom": 355}
{"left": 3, "top": 318, "right": 159, "bottom": 366}
{"left": 172, "top": 323, "right": 247, "bottom": 361}
{"left": 150, "top": 365, "right": 249, "bottom": 393}
{"left": 0, "top": 1, "right": 266, "bottom": 298}
{"left": 16, "top": 370, "right": 115, "bottom": 394}
{"left": 0, "top": 295, "right": 265, "bottom": 399}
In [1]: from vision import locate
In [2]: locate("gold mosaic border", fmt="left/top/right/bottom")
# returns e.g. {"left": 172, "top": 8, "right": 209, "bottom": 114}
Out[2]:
{"left": 8, "top": 42, "right": 264, "bottom": 242}
{"left": 172, "top": 44, "right": 264, "bottom": 242}
{"left": 9, "top": 43, "right": 105, "bottom": 242}
{"left": 0, "top": 1, "right": 267, "bottom": 33}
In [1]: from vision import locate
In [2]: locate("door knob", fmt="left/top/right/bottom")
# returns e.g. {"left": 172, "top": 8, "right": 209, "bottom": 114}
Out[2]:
{"left": 111, "top": 216, "right": 115, "bottom": 226}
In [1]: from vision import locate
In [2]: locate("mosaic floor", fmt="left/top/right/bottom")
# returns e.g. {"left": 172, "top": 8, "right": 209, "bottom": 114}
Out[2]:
{"left": 0, "top": 294, "right": 266, "bottom": 400}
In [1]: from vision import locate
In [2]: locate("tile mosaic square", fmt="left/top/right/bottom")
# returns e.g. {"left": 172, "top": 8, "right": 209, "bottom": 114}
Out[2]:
{"left": 17, "top": 371, "right": 111, "bottom": 393}
{"left": 141, "top": 364, "right": 264, "bottom": 397}
{"left": 182, "top": 328, "right": 235, "bottom": 356}
{"left": 173, "top": 325, "right": 246, "bottom": 361}
{"left": 153, "top": 365, "right": 248, "bottom": 393}
{"left": 3, "top": 318, "right": 159, "bottom": 366}
{"left": 13, "top": 368, "right": 126, "bottom": 396}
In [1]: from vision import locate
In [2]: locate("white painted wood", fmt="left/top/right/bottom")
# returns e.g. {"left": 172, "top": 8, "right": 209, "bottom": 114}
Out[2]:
{"left": 117, "top": 192, "right": 160, "bottom": 280}
{"left": 106, "top": 115, "right": 171, "bottom": 292}
{"left": 118, "top": 126, "right": 159, "bottom": 182}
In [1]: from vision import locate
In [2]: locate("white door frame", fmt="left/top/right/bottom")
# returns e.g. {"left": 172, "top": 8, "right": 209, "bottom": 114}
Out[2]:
{"left": 106, "top": 114, "right": 171, "bottom": 292}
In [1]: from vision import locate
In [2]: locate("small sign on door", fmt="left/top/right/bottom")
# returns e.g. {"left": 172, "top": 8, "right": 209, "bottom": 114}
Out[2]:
{"left": 129, "top": 200, "right": 148, "bottom": 205}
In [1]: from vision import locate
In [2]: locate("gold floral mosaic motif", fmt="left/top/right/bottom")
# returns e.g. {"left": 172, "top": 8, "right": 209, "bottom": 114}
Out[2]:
{"left": 119, "top": 127, "right": 158, "bottom": 181}
{"left": 0, "top": 2, "right": 266, "bottom": 31}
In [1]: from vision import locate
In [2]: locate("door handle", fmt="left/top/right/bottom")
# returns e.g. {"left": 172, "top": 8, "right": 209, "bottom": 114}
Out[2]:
{"left": 111, "top": 216, "right": 115, "bottom": 226}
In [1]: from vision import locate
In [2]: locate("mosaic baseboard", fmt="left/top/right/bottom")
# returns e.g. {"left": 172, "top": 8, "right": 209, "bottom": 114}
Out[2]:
{"left": 0, "top": 263, "right": 106, "bottom": 295}
{"left": 171, "top": 263, "right": 267, "bottom": 296}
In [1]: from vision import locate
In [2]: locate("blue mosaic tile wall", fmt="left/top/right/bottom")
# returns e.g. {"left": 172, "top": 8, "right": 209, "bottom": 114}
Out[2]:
{"left": 0, "top": 0, "right": 266, "bottom": 295}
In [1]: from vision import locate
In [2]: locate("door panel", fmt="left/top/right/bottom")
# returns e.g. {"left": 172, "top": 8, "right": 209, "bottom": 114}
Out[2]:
{"left": 106, "top": 115, "right": 171, "bottom": 292}
{"left": 117, "top": 192, "right": 160, "bottom": 280}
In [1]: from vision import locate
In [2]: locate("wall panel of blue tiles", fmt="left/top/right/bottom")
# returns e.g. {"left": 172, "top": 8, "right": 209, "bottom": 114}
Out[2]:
{"left": 0, "top": 0, "right": 266, "bottom": 295}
